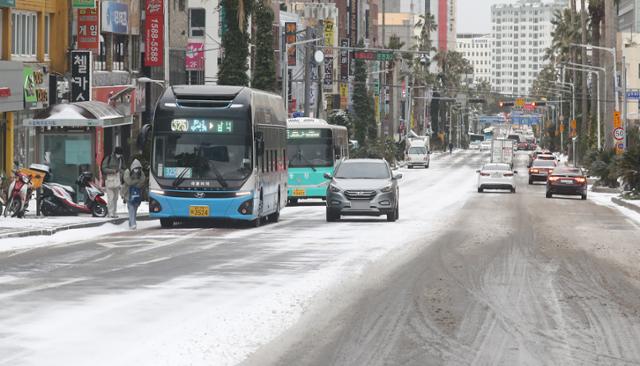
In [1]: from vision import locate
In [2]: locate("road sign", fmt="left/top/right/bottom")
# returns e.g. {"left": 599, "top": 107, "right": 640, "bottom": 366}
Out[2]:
{"left": 515, "top": 98, "right": 525, "bottom": 108}
{"left": 352, "top": 51, "right": 394, "bottom": 62}
{"left": 613, "top": 127, "right": 625, "bottom": 140}
{"left": 626, "top": 90, "right": 640, "bottom": 99}
{"left": 570, "top": 119, "right": 577, "bottom": 137}
{"left": 613, "top": 111, "right": 622, "bottom": 129}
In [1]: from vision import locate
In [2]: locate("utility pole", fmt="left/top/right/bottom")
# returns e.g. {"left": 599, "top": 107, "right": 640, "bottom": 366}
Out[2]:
{"left": 580, "top": 0, "right": 588, "bottom": 139}
{"left": 303, "top": 28, "right": 312, "bottom": 117}
{"left": 622, "top": 55, "right": 627, "bottom": 153}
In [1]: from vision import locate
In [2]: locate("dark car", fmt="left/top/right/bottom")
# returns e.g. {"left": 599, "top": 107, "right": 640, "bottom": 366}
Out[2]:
{"left": 528, "top": 159, "right": 557, "bottom": 184}
{"left": 546, "top": 167, "right": 587, "bottom": 199}
{"left": 324, "top": 159, "right": 402, "bottom": 222}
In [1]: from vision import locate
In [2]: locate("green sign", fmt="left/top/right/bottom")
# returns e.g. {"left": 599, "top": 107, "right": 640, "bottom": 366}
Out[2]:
{"left": 23, "top": 66, "right": 49, "bottom": 110}
{"left": 0, "top": 0, "right": 16, "bottom": 7}
{"left": 72, "top": 0, "right": 96, "bottom": 8}
{"left": 376, "top": 52, "right": 394, "bottom": 62}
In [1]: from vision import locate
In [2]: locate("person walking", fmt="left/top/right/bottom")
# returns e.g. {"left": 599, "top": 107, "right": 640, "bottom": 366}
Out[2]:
{"left": 122, "top": 159, "right": 146, "bottom": 230}
{"left": 101, "top": 146, "right": 124, "bottom": 218}
{"left": 448, "top": 142, "right": 454, "bottom": 154}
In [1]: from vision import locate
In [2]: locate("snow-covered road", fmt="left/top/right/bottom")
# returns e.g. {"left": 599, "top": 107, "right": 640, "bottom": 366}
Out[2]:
{"left": 0, "top": 151, "right": 487, "bottom": 366}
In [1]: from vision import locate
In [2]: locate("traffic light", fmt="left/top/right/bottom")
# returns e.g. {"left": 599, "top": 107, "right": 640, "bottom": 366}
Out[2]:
{"left": 531, "top": 101, "right": 546, "bottom": 107}
{"left": 499, "top": 101, "right": 514, "bottom": 108}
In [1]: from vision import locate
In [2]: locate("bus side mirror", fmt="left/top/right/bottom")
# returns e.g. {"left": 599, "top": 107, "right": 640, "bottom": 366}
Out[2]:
{"left": 255, "top": 131, "right": 265, "bottom": 156}
{"left": 137, "top": 124, "right": 152, "bottom": 151}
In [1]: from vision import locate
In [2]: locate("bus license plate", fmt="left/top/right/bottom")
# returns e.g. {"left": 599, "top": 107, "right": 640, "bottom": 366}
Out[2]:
{"left": 189, "top": 206, "right": 209, "bottom": 217}
{"left": 293, "top": 189, "right": 305, "bottom": 197}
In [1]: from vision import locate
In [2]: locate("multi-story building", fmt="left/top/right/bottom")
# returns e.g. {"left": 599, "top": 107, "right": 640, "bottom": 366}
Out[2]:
{"left": 618, "top": 0, "right": 640, "bottom": 33}
{"left": 457, "top": 33, "right": 493, "bottom": 85}
{"left": 0, "top": 0, "right": 69, "bottom": 176}
{"left": 427, "top": 0, "right": 457, "bottom": 52}
{"left": 490, "top": 0, "right": 567, "bottom": 96}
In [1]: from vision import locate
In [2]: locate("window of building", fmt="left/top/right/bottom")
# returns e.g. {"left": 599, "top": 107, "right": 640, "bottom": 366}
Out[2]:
{"left": 11, "top": 11, "right": 38, "bottom": 58}
{"left": 95, "top": 35, "right": 107, "bottom": 71}
{"left": 113, "top": 34, "right": 127, "bottom": 70}
{"left": 44, "top": 14, "right": 50, "bottom": 58}
{"left": 189, "top": 8, "right": 205, "bottom": 37}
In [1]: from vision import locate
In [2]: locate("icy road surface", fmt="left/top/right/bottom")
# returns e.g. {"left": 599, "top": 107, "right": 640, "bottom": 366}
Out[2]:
{"left": 0, "top": 151, "right": 483, "bottom": 366}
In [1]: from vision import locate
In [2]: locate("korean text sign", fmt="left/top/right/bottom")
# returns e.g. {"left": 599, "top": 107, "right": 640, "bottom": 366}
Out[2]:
{"left": 101, "top": 1, "right": 128, "bottom": 34}
{"left": 71, "top": 50, "right": 92, "bottom": 102}
{"left": 145, "top": 0, "right": 163, "bottom": 67}
{"left": 77, "top": 7, "right": 100, "bottom": 52}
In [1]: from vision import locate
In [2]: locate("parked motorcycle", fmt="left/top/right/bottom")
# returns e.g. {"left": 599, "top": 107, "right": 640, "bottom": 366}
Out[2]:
{"left": 39, "top": 172, "right": 108, "bottom": 217}
{"left": 4, "top": 169, "right": 33, "bottom": 218}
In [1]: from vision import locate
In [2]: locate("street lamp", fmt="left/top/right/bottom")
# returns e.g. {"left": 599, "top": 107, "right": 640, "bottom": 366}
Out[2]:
{"left": 137, "top": 77, "right": 166, "bottom": 88}
{"left": 570, "top": 43, "right": 619, "bottom": 112}
{"left": 563, "top": 66, "right": 603, "bottom": 150}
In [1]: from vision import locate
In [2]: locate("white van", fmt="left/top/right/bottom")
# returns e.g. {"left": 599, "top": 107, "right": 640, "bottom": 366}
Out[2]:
{"left": 406, "top": 144, "right": 430, "bottom": 169}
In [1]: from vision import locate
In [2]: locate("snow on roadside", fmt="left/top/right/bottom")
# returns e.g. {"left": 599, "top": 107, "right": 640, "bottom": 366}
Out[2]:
{"left": 0, "top": 220, "right": 158, "bottom": 253}
{"left": 5, "top": 153, "right": 483, "bottom": 366}
{"left": 589, "top": 189, "right": 640, "bottom": 226}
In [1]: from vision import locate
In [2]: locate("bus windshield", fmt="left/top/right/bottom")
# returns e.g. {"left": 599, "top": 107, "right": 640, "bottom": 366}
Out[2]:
{"left": 153, "top": 132, "right": 252, "bottom": 185}
{"left": 287, "top": 130, "right": 333, "bottom": 168}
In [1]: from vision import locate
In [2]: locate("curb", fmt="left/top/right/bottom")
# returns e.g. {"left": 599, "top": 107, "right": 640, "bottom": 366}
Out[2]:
{"left": 0, "top": 214, "right": 153, "bottom": 239}
{"left": 591, "top": 186, "right": 623, "bottom": 193}
{"left": 611, "top": 197, "right": 640, "bottom": 215}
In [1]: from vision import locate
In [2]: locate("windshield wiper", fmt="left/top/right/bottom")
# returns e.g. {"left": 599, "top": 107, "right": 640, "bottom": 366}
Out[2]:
{"left": 207, "top": 161, "right": 229, "bottom": 189}
{"left": 296, "top": 149, "right": 317, "bottom": 172}
{"left": 172, "top": 167, "right": 190, "bottom": 187}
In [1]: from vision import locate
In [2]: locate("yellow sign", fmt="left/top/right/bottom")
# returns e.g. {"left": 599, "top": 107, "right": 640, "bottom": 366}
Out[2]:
{"left": 613, "top": 111, "right": 622, "bottom": 129}
{"left": 570, "top": 119, "right": 577, "bottom": 137}
{"left": 515, "top": 98, "right": 525, "bottom": 108}
{"left": 374, "top": 95, "right": 380, "bottom": 124}
{"left": 324, "top": 19, "right": 334, "bottom": 50}
{"left": 339, "top": 83, "right": 348, "bottom": 109}
{"left": 559, "top": 123, "right": 565, "bottom": 133}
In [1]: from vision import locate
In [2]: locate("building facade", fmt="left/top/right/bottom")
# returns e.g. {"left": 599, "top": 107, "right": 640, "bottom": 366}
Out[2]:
{"left": 490, "top": 0, "right": 567, "bottom": 96}
{"left": 618, "top": 0, "right": 640, "bottom": 33}
{"left": 457, "top": 33, "right": 493, "bottom": 85}
{"left": 426, "top": 0, "right": 456, "bottom": 52}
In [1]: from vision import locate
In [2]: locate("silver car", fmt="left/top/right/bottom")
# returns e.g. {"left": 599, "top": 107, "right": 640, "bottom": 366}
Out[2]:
{"left": 324, "top": 159, "right": 402, "bottom": 222}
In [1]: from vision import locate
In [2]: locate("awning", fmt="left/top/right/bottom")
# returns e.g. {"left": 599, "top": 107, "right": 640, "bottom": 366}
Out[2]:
{"left": 23, "top": 101, "right": 133, "bottom": 128}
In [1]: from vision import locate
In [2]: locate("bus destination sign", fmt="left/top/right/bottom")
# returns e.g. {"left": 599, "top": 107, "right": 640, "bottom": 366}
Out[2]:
{"left": 171, "top": 119, "right": 234, "bottom": 133}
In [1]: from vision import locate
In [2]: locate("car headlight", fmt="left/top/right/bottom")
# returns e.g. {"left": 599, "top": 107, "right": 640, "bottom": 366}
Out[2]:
{"left": 380, "top": 184, "right": 393, "bottom": 193}
{"left": 329, "top": 184, "right": 341, "bottom": 193}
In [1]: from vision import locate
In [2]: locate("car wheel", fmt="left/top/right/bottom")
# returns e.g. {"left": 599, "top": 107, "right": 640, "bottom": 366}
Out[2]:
{"left": 546, "top": 192, "right": 552, "bottom": 198}
{"left": 581, "top": 194, "right": 587, "bottom": 200}
{"left": 528, "top": 178, "right": 533, "bottom": 185}
{"left": 477, "top": 187, "right": 483, "bottom": 193}
{"left": 326, "top": 207, "right": 339, "bottom": 222}
{"left": 425, "top": 164, "right": 429, "bottom": 168}
{"left": 511, "top": 187, "right": 516, "bottom": 193}
{"left": 160, "top": 218, "right": 174, "bottom": 228}
{"left": 407, "top": 165, "right": 413, "bottom": 169}
{"left": 386, "top": 207, "right": 398, "bottom": 222}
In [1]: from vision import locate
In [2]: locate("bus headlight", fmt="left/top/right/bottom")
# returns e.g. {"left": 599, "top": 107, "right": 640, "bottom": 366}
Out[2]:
{"left": 150, "top": 189, "right": 165, "bottom": 195}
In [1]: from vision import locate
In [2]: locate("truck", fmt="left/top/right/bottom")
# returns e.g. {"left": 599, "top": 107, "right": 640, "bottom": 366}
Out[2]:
{"left": 490, "top": 138, "right": 514, "bottom": 167}
{"left": 406, "top": 136, "right": 431, "bottom": 169}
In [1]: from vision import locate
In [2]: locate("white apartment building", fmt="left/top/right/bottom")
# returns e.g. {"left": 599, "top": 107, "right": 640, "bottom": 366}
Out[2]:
{"left": 456, "top": 33, "right": 493, "bottom": 85}
{"left": 490, "top": 0, "right": 567, "bottom": 96}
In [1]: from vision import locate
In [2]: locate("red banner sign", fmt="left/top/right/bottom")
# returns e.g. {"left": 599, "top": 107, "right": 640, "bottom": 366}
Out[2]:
{"left": 185, "top": 42, "right": 204, "bottom": 71}
{"left": 77, "top": 6, "right": 100, "bottom": 53}
{"left": 145, "top": 0, "right": 163, "bottom": 67}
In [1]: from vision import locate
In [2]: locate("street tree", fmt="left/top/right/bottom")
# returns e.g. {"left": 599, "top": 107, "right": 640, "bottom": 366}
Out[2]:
{"left": 218, "top": 0, "right": 254, "bottom": 86}
{"left": 251, "top": 0, "right": 276, "bottom": 91}
{"left": 352, "top": 39, "right": 376, "bottom": 145}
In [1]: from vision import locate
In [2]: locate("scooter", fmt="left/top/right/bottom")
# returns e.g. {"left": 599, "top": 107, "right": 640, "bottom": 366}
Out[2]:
{"left": 39, "top": 172, "right": 108, "bottom": 217}
{"left": 4, "top": 169, "right": 33, "bottom": 218}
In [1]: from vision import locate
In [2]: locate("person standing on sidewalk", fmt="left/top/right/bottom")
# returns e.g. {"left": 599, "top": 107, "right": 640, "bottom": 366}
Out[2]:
{"left": 122, "top": 159, "right": 146, "bottom": 229}
{"left": 101, "top": 146, "right": 124, "bottom": 218}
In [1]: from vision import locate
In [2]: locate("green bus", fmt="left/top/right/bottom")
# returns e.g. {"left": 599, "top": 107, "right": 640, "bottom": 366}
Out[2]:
{"left": 287, "top": 118, "right": 349, "bottom": 204}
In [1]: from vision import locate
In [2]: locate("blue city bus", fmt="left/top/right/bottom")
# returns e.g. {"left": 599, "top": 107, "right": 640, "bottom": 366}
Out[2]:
{"left": 145, "top": 86, "right": 287, "bottom": 228}
{"left": 286, "top": 118, "right": 348, "bottom": 203}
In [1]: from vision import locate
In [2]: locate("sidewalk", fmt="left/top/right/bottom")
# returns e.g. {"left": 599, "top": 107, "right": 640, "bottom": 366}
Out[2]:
{"left": 0, "top": 201, "right": 150, "bottom": 239}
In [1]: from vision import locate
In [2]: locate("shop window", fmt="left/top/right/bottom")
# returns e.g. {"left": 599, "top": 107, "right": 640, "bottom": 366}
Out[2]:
{"left": 11, "top": 11, "right": 37, "bottom": 58}
{"left": 44, "top": 14, "right": 50, "bottom": 58}
{"left": 113, "top": 34, "right": 127, "bottom": 71}
{"left": 95, "top": 35, "right": 107, "bottom": 71}
{"left": 189, "top": 8, "right": 205, "bottom": 37}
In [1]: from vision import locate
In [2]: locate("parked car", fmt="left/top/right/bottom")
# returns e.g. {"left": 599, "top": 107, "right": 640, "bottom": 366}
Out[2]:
{"left": 324, "top": 159, "right": 401, "bottom": 222}
{"left": 480, "top": 140, "right": 492, "bottom": 151}
{"left": 528, "top": 159, "right": 557, "bottom": 184}
{"left": 469, "top": 140, "right": 481, "bottom": 150}
{"left": 546, "top": 167, "right": 587, "bottom": 200}
{"left": 477, "top": 163, "right": 517, "bottom": 193}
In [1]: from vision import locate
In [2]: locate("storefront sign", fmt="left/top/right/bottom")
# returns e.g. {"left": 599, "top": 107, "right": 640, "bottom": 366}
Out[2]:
{"left": 349, "top": 0, "right": 358, "bottom": 47}
{"left": 285, "top": 22, "right": 297, "bottom": 67}
{"left": 324, "top": 19, "right": 334, "bottom": 56}
{"left": 185, "top": 42, "right": 204, "bottom": 71}
{"left": 93, "top": 86, "right": 136, "bottom": 115}
{"left": 101, "top": 1, "right": 128, "bottom": 34}
{"left": 340, "top": 39, "right": 349, "bottom": 82}
{"left": 72, "top": 0, "right": 95, "bottom": 7}
{"left": 23, "top": 66, "right": 49, "bottom": 110}
{"left": 71, "top": 50, "right": 92, "bottom": 102}
{"left": 323, "top": 56, "right": 333, "bottom": 90}
{"left": 0, "top": 0, "right": 16, "bottom": 7}
{"left": 145, "top": 0, "right": 164, "bottom": 67}
{"left": 77, "top": 7, "right": 100, "bottom": 53}
{"left": 0, "top": 61, "right": 23, "bottom": 112}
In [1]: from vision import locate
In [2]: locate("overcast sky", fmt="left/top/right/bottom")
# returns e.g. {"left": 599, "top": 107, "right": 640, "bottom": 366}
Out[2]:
{"left": 456, "top": 0, "right": 516, "bottom": 34}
